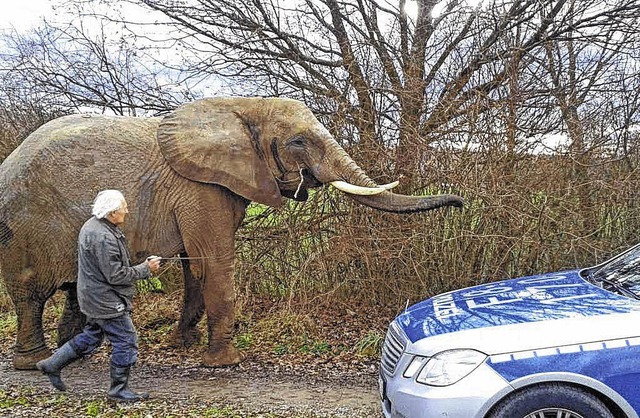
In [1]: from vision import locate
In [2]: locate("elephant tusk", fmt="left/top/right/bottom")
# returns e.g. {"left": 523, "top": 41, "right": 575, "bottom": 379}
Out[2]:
{"left": 378, "top": 180, "right": 399, "bottom": 190}
{"left": 330, "top": 181, "right": 386, "bottom": 195}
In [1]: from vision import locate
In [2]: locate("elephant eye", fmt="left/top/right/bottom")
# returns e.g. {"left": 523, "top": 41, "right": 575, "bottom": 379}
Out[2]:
{"left": 287, "top": 136, "right": 305, "bottom": 147}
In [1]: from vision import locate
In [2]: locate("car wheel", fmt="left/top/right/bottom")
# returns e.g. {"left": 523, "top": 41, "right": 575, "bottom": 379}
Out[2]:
{"left": 487, "top": 383, "right": 614, "bottom": 418}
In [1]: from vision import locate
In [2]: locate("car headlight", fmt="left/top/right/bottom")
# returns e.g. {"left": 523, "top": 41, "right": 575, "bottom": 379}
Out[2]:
{"left": 404, "top": 349, "right": 487, "bottom": 386}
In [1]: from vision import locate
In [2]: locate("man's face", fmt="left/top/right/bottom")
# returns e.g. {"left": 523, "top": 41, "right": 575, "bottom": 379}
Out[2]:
{"left": 109, "top": 200, "right": 129, "bottom": 226}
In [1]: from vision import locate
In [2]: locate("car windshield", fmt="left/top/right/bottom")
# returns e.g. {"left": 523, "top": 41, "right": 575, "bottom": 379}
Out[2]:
{"left": 583, "top": 243, "right": 640, "bottom": 299}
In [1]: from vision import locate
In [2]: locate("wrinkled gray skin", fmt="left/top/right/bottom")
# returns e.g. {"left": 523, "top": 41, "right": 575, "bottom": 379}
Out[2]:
{"left": 0, "top": 97, "right": 463, "bottom": 370}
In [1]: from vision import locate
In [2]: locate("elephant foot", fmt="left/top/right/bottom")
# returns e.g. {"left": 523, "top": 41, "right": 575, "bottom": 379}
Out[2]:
{"left": 13, "top": 346, "right": 52, "bottom": 370}
{"left": 202, "top": 345, "right": 244, "bottom": 368}
{"left": 170, "top": 326, "right": 202, "bottom": 348}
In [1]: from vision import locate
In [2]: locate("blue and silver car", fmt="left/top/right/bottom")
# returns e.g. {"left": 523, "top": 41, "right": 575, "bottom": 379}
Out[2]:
{"left": 380, "top": 243, "right": 640, "bottom": 418}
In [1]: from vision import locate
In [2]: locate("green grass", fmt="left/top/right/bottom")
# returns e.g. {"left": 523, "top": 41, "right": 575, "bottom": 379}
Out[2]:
{"left": 354, "top": 331, "right": 384, "bottom": 358}
{"left": 0, "top": 389, "right": 31, "bottom": 408}
{"left": 234, "top": 333, "right": 253, "bottom": 350}
{"left": 203, "top": 406, "right": 244, "bottom": 418}
{"left": 136, "top": 276, "right": 165, "bottom": 294}
{"left": 86, "top": 400, "right": 102, "bottom": 417}
{"left": 300, "top": 339, "right": 331, "bottom": 356}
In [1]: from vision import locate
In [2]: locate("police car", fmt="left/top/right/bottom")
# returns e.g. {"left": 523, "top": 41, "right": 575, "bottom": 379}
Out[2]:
{"left": 380, "top": 243, "right": 640, "bottom": 418}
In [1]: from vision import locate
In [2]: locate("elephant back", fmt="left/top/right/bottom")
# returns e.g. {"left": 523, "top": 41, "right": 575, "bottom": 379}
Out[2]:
{"left": 1, "top": 114, "right": 161, "bottom": 212}
{"left": 0, "top": 114, "right": 164, "bottom": 275}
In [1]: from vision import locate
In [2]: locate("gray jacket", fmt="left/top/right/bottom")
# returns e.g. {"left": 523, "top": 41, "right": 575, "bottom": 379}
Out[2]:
{"left": 76, "top": 216, "right": 150, "bottom": 319}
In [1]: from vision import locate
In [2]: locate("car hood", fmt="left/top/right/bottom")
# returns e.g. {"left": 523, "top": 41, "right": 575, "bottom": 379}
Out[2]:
{"left": 396, "top": 270, "right": 640, "bottom": 352}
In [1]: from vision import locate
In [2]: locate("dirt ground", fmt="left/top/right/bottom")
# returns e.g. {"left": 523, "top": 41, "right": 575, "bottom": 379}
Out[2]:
{"left": 0, "top": 351, "right": 381, "bottom": 417}
{"left": 0, "top": 291, "right": 395, "bottom": 417}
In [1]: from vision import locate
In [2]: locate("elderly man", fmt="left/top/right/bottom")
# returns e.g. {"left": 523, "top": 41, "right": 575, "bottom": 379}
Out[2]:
{"left": 37, "top": 190, "right": 161, "bottom": 402}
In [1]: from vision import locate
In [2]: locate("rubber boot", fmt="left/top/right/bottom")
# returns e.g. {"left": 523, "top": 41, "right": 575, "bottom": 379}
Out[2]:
{"left": 35, "top": 342, "right": 80, "bottom": 391}
{"left": 107, "top": 365, "right": 149, "bottom": 402}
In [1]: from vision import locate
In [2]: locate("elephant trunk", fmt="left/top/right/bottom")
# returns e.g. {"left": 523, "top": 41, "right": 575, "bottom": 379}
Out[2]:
{"left": 347, "top": 191, "right": 464, "bottom": 214}
{"left": 317, "top": 139, "right": 464, "bottom": 213}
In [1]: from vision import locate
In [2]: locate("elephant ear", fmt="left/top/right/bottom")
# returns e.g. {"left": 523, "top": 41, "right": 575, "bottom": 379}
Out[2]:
{"left": 157, "top": 99, "right": 282, "bottom": 207}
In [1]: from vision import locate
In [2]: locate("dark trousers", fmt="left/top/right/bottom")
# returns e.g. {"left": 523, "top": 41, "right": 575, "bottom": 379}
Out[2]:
{"left": 69, "top": 313, "right": 139, "bottom": 367}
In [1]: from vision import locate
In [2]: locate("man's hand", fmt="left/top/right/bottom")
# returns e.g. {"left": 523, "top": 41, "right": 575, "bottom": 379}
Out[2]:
{"left": 146, "top": 256, "right": 161, "bottom": 273}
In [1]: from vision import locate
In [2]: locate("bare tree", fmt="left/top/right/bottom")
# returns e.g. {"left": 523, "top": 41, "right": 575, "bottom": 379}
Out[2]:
{"left": 0, "top": 66, "right": 69, "bottom": 161}
{"left": 1, "top": 21, "right": 198, "bottom": 116}
{"left": 79, "top": 0, "right": 637, "bottom": 188}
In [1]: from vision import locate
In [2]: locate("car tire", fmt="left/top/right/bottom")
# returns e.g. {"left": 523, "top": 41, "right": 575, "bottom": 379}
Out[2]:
{"left": 487, "top": 383, "right": 614, "bottom": 418}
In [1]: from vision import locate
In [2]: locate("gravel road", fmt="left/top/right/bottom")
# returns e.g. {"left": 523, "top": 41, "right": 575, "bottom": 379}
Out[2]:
{"left": 0, "top": 352, "right": 382, "bottom": 417}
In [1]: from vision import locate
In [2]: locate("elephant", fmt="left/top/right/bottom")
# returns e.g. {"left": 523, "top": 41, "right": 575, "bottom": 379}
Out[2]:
{"left": 0, "top": 97, "right": 463, "bottom": 370}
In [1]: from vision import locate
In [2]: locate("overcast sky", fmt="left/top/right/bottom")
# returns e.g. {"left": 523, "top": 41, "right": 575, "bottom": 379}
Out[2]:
{"left": 0, "top": 0, "right": 437, "bottom": 32}
{"left": 0, "top": 0, "right": 57, "bottom": 31}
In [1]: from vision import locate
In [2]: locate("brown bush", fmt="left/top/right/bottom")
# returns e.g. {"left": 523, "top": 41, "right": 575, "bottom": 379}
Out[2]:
{"left": 235, "top": 148, "right": 640, "bottom": 310}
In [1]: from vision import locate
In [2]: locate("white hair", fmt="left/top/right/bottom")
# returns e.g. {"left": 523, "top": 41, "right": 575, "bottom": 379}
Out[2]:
{"left": 92, "top": 190, "right": 126, "bottom": 219}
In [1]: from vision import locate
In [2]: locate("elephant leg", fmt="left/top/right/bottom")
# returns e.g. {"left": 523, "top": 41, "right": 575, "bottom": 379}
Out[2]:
{"left": 2, "top": 261, "right": 55, "bottom": 369}
{"left": 171, "top": 253, "right": 205, "bottom": 347}
{"left": 201, "top": 254, "right": 243, "bottom": 368}
{"left": 57, "top": 283, "right": 86, "bottom": 347}
{"left": 11, "top": 294, "right": 53, "bottom": 370}
{"left": 174, "top": 190, "right": 246, "bottom": 367}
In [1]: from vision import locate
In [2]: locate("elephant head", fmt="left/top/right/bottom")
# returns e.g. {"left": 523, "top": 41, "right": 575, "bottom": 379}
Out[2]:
{"left": 157, "top": 97, "right": 463, "bottom": 212}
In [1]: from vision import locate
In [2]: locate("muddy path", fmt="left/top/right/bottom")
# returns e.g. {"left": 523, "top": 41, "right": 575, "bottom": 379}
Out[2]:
{"left": 0, "top": 353, "right": 381, "bottom": 417}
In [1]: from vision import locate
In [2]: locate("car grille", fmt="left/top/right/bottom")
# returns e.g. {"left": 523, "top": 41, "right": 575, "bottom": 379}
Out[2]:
{"left": 381, "top": 321, "right": 407, "bottom": 376}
